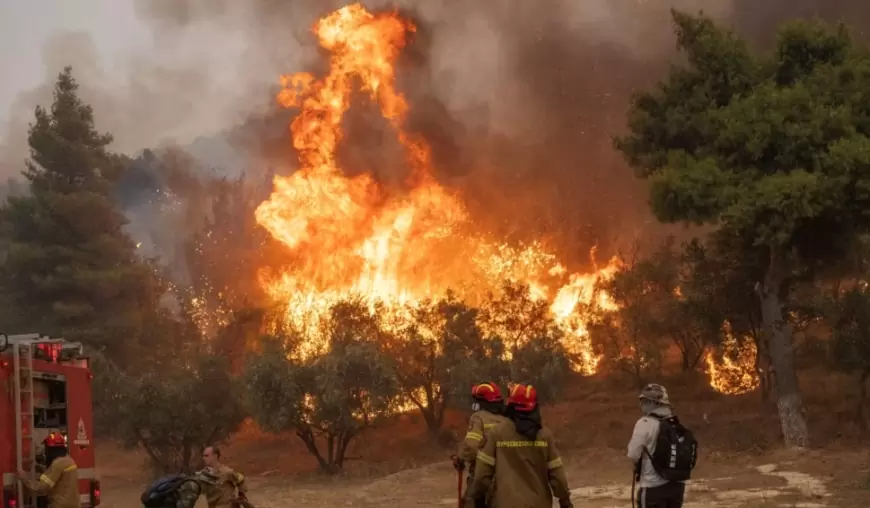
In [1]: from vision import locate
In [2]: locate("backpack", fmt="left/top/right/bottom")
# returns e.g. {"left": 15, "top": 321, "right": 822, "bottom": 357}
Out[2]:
{"left": 141, "top": 474, "right": 188, "bottom": 508}
{"left": 644, "top": 415, "right": 698, "bottom": 482}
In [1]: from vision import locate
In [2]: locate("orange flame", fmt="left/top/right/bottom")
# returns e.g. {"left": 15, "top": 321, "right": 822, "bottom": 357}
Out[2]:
{"left": 705, "top": 322, "right": 760, "bottom": 395}
{"left": 254, "top": 4, "right": 619, "bottom": 371}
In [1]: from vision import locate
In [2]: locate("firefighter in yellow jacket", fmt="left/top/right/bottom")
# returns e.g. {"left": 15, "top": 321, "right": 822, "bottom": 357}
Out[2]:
{"left": 17, "top": 433, "right": 79, "bottom": 508}
{"left": 452, "top": 382, "right": 510, "bottom": 508}
{"left": 199, "top": 446, "right": 248, "bottom": 508}
{"left": 471, "top": 384, "right": 573, "bottom": 508}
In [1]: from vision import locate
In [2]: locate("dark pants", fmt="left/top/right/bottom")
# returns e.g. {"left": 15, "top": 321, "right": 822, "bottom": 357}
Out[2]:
{"left": 461, "top": 473, "right": 474, "bottom": 508}
{"left": 636, "top": 481, "right": 685, "bottom": 508}
{"left": 463, "top": 472, "right": 489, "bottom": 508}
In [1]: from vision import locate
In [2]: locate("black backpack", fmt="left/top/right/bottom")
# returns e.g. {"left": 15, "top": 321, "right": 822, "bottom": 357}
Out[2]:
{"left": 141, "top": 474, "right": 188, "bottom": 508}
{"left": 644, "top": 415, "right": 698, "bottom": 482}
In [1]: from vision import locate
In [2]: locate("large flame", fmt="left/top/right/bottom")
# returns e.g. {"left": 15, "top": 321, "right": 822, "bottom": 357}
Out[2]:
{"left": 254, "top": 4, "right": 618, "bottom": 372}
{"left": 705, "top": 322, "right": 760, "bottom": 395}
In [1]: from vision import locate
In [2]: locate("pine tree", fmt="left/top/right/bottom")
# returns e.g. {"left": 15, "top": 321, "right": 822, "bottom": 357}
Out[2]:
{"left": 616, "top": 13, "right": 870, "bottom": 447}
{"left": 1, "top": 67, "right": 161, "bottom": 359}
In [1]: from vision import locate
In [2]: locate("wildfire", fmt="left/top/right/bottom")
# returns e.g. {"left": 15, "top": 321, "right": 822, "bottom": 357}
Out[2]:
{"left": 254, "top": 4, "right": 618, "bottom": 372}
{"left": 705, "top": 322, "right": 760, "bottom": 395}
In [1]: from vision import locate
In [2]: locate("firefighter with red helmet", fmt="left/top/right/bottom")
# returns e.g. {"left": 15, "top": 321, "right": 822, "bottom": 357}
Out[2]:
{"left": 17, "top": 432, "right": 80, "bottom": 508}
{"left": 452, "top": 382, "right": 510, "bottom": 508}
{"left": 470, "top": 384, "right": 572, "bottom": 508}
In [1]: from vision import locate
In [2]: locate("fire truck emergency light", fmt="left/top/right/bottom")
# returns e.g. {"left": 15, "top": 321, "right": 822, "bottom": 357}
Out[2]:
{"left": 35, "top": 343, "right": 62, "bottom": 362}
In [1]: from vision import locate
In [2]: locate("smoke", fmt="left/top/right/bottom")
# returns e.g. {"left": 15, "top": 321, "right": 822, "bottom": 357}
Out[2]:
{"left": 126, "top": 0, "right": 743, "bottom": 263}
{"left": 0, "top": 4, "right": 314, "bottom": 182}
{"left": 3, "top": 0, "right": 870, "bottom": 273}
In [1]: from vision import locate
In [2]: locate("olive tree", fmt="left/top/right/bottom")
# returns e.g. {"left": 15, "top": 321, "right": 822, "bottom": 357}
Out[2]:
{"left": 94, "top": 333, "right": 245, "bottom": 474}
{"left": 243, "top": 302, "right": 400, "bottom": 474}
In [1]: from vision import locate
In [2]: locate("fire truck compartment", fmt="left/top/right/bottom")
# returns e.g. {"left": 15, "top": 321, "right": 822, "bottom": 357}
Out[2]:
{"left": 34, "top": 377, "right": 69, "bottom": 442}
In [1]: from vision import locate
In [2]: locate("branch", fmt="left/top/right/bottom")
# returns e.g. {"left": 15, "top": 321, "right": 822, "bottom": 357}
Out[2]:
{"left": 134, "top": 427, "right": 167, "bottom": 471}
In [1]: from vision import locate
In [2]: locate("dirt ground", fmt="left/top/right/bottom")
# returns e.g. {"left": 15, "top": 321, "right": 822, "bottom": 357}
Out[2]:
{"left": 95, "top": 371, "right": 870, "bottom": 507}
{"left": 97, "top": 444, "right": 869, "bottom": 508}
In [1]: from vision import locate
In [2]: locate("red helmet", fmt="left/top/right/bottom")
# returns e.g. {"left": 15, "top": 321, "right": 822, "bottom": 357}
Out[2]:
{"left": 43, "top": 432, "right": 66, "bottom": 448}
{"left": 471, "top": 382, "right": 503, "bottom": 403}
{"left": 507, "top": 384, "right": 538, "bottom": 412}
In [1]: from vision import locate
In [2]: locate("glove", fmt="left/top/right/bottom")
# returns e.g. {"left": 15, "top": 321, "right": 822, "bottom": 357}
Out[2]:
{"left": 451, "top": 455, "right": 465, "bottom": 472}
{"left": 559, "top": 500, "right": 573, "bottom": 508}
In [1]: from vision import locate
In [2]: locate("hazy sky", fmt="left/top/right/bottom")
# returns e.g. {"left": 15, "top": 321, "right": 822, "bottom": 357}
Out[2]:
{"left": 0, "top": 0, "right": 282, "bottom": 175}
{"left": 0, "top": 0, "right": 738, "bottom": 178}
{"left": 0, "top": 1, "right": 151, "bottom": 122}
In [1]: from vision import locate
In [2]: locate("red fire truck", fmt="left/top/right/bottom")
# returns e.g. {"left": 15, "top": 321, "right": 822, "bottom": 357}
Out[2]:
{"left": 0, "top": 334, "right": 100, "bottom": 508}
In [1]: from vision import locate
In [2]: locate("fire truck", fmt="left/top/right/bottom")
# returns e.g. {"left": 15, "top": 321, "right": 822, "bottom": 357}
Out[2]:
{"left": 0, "top": 334, "right": 100, "bottom": 508}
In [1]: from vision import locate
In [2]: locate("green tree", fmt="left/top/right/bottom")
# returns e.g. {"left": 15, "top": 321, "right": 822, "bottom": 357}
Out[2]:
{"left": 0, "top": 67, "right": 160, "bottom": 359}
{"left": 386, "top": 292, "right": 493, "bottom": 435}
{"left": 497, "top": 330, "right": 572, "bottom": 403}
{"left": 93, "top": 311, "right": 246, "bottom": 474}
{"left": 828, "top": 286, "right": 870, "bottom": 428}
{"left": 615, "top": 12, "right": 870, "bottom": 447}
{"left": 634, "top": 237, "right": 717, "bottom": 373}
{"left": 242, "top": 302, "right": 400, "bottom": 474}
{"left": 385, "top": 287, "right": 570, "bottom": 436}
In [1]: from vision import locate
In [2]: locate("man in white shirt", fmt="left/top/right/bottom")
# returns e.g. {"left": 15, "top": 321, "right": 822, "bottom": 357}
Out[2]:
{"left": 626, "top": 384, "right": 687, "bottom": 508}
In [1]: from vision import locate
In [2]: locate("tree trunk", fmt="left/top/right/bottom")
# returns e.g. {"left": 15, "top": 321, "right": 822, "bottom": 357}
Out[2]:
{"left": 421, "top": 407, "right": 439, "bottom": 434}
{"left": 755, "top": 247, "right": 809, "bottom": 448}
{"left": 335, "top": 430, "right": 355, "bottom": 469}
{"left": 326, "top": 435, "right": 335, "bottom": 466}
{"left": 295, "top": 428, "right": 331, "bottom": 473}
{"left": 181, "top": 440, "right": 193, "bottom": 473}
{"left": 857, "top": 370, "right": 869, "bottom": 430}
{"left": 688, "top": 342, "right": 705, "bottom": 372}
{"left": 435, "top": 396, "right": 447, "bottom": 430}
{"left": 753, "top": 335, "right": 769, "bottom": 405}
{"left": 677, "top": 339, "right": 690, "bottom": 372}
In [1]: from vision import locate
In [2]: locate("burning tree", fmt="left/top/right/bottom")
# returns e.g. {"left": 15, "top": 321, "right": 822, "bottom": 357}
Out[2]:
{"left": 479, "top": 283, "right": 572, "bottom": 400}
{"left": 683, "top": 233, "right": 775, "bottom": 399}
{"left": 250, "top": 3, "right": 621, "bottom": 374}
{"left": 588, "top": 249, "right": 670, "bottom": 387}
{"left": 616, "top": 12, "right": 870, "bottom": 447}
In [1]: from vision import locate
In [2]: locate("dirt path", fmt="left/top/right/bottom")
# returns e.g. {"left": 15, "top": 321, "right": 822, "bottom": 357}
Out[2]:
{"left": 99, "top": 449, "right": 867, "bottom": 508}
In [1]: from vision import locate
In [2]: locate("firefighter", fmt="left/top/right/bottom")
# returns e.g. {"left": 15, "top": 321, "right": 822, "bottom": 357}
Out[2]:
{"left": 452, "top": 382, "right": 510, "bottom": 508}
{"left": 627, "top": 383, "right": 690, "bottom": 508}
{"left": 199, "top": 446, "right": 249, "bottom": 508}
{"left": 16, "top": 432, "right": 79, "bottom": 508}
{"left": 471, "top": 384, "right": 573, "bottom": 508}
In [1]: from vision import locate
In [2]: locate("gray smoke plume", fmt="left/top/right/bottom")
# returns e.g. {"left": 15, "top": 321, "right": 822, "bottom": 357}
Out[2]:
{"left": 3, "top": 0, "right": 870, "bottom": 272}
